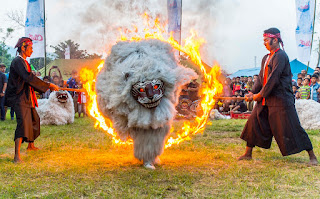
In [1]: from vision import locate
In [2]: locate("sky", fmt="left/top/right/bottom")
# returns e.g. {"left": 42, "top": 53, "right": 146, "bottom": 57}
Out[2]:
{"left": 1, "top": 0, "right": 320, "bottom": 73}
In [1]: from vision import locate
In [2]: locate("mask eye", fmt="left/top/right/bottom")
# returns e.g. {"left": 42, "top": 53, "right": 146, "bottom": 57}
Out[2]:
{"left": 139, "top": 88, "right": 144, "bottom": 92}
{"left": 154, "top": 85, "right": 159, "bottom": 89}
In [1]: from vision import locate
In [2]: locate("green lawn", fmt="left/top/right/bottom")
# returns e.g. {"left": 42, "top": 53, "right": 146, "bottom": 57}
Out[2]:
{"left": 0, "top": 113, "right": 320, "bottom": 198}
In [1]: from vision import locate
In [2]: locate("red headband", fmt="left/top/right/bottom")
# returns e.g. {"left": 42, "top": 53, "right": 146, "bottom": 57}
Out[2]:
{"left": 14, "top": 37, "right": 33, "bottom": 48}
{"left": 263, "top": 33, "right": 284, "bottom": 49}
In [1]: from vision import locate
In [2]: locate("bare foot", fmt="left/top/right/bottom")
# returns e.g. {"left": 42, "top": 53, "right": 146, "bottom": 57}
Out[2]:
{"left": 238, "top": 154, "right": 252, "bottom": 161}
{"left": 308, "top": 158, "right": 318, "bottom": 166}
{"left": 27, "top": 146, "right": 40, "bottom": 151}
{"left": 14, "top": 157, "right": 23, "bottom": 163}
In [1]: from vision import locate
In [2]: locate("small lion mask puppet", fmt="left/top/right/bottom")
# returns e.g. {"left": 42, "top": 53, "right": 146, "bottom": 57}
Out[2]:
{"left": 96, "top": 39, "right": 198, "bottom": 169}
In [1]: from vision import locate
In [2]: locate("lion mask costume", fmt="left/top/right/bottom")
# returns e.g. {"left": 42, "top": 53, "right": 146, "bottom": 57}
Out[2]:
{"left": 96, "top": 39, "right": 198, "bottom": 169}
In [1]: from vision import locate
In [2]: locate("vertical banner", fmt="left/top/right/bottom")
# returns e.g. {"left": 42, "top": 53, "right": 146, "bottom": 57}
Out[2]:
{"left": 295, "top": 0, "right": 316, "bottom": 62}
{"left": 25, "top": 0, "right": 45, "bottom": 58}
{"left": 65, "top": 45, "right": 70, "bottom": 59}
{"left": 167, "top": 0, "right": 182, "bottom": 45}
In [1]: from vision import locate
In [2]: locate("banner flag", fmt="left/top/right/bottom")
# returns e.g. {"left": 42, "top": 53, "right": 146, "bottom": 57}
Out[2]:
{"left": 65, "top": 45, "right": 70, "bottom": 59}
{"left": 295, "top": 0, "right": 316, "bottom": 62}
{"left": 167, "top": 0, "right": 182, "bottom": 45}
{"left": 25, "top": 0, "right": 45, "bottom": 58}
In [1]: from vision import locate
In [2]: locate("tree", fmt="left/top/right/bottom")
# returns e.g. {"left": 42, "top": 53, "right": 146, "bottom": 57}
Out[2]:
{"left": 0, "top": 45, "right": 13, "bottom": 71}
{"left": 6, "top": 10, "right": 25, "bottom": 29}
{"left": 50, "top": 40, "right": 102, "bottom": 59}
{"left": 85, "top": 53, "right": 102, "bottom": 59}
{"left": 0, "top": 28, "right": 14, "bottom": 70}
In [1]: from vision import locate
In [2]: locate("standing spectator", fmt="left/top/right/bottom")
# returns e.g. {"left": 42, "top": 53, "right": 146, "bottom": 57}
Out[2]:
{"left": 36, "top": 71, "right": 43, "bottom": 80}
{"left": 301, "top": 69, "right": 307, "bottom": 78}
{"left": 230, "top": 77, "right": 236, "bottom": 92}
{"left": 41, "top": 76, "right": 51, "bottom": 99}
{"left": 291, "top": 74, "right": 297, "bottom": 87}
{"left": 67, "top": 70, "right": 79, "bottom": 115}
{"left": 297, "top": 78, "right": 310, "bottom": 99}
{"left": 297, "top": 77, "right": 303, "bottom": 88}
{"left": 232, "top": 76, "right": 241, "bottom": 95}
{"left": 246, "top": 76, "right": 254, "bottom": 91}
{"left": 297, "top": 73, "right": 302, "bottom": 79}
{"left": 316, "top": 72, "right": 320, "bottom": 84}
{"left": 253, "top": 74, "right": 259, "bottom": 83}
{"left": 315, "top": 66, "right": 320, "bottom": 73}
{"left": 246, "top": 76, "right": 254, "bottom": 111}
{"left": 223, "top": 78, "right": 232, "bottom": 97}
{"left": 52, "top": 75, "right": 61, "bottom": 86}
{"left": 77, "top": 83, "right": 87, "bottom": 117}
{"left": 240, "top": 76, "right": 244, "bottom": 83}
{"left": 292, "top": 85, "right": 299, "bottom": 99}
{"left": 310, "top": 74, "right": 319, "bottom": 102}
{"left": 0, "top": 64, "right": 7, "bottom": 121}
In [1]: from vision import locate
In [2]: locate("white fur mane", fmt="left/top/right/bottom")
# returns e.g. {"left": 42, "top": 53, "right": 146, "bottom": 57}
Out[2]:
{"left": 36, "top": 91, "right": 75, "bottom": 125}
{"left": 96, "top": 39, "right": 198, "bottom": 140}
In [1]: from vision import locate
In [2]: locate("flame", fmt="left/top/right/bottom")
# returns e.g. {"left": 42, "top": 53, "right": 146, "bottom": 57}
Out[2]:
{"left": 79, "top": 63, "right": 133, "bottom": 145}
{"left": 80, "top": 13, "right": 223, "bottom": 148}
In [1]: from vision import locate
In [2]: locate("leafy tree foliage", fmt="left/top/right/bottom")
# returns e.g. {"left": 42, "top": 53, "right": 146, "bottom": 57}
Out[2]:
{"left": 50, "top": 40, "right": 102, "bottom": 59}
{"left": 0, "top": 45, "right": 13, "bottom": 72}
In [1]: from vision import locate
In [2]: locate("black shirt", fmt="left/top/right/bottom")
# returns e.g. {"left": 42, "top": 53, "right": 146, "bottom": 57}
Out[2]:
{"left": 0, "top": 71, "right": 7, "bottom": 93}
{"left": 235, "top": 101, "right": 247, "bottom": 113}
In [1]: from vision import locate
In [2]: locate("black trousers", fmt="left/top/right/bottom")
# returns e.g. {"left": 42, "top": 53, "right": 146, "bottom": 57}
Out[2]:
{"left": 14, "top": 104, "right": 40, "bottom": 143}
{"left": 240, "top": 103, "right": 313, "bottom": 156}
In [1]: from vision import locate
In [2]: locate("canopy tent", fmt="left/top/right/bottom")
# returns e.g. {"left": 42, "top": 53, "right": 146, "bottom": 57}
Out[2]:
{"left": 228, "top": 67, "right": 260, "bottom": 78}
{"left": 290, "top": 59, "right": 314, "bottom": 80}
{"left": 229, "top": 59, "right": 314, "bottom": 80}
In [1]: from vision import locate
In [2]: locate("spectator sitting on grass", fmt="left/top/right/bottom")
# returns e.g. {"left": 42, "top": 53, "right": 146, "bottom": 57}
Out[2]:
{"left": 231, "top": 95, "right": 247, "bottom": 113}
{"left": 310, "top": 74, "right": 319, "bottom": 102}
{"left": 297, "top": 78, "right": 310, "bottom": 99}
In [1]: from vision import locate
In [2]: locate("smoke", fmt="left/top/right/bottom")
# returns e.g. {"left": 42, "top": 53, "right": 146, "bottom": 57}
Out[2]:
{"left": 48, "top": 0, "right": 238, "bottom": 68}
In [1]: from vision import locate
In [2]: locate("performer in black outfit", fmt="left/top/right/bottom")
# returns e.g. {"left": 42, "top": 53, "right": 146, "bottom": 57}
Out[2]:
{"left": 5, "top": 37, "right": 59, "bottom": 163}
{"left": 238, "top": 28, "right": 318, "bottom": 165}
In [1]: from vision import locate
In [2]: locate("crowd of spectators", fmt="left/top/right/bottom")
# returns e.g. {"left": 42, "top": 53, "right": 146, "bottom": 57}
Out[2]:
{"left": 216, "top": 67, "right": 320, "bottom": 115}
{"left": 292, "top": 67, "right": 320, "bottom": 101}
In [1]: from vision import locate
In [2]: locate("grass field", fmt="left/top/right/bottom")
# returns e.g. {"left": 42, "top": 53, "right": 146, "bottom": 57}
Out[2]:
{"left": 0, "top": 113, "right": 320, "bottom": 198}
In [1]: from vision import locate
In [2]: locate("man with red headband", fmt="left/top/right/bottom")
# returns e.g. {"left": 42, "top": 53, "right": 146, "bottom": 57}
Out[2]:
{"left": 238, "top": 28, "right": 318, "bottom": 165}
{"left": 5, "top": 37, "right": 59, "bottom": 163}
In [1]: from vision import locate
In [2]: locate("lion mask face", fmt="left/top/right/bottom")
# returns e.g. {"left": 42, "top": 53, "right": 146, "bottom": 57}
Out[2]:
{"left": 55, "top": 91, "right": 69, "bottom": 103}
{"left": 131, "top": 79, "right": 164, "bottom": 109}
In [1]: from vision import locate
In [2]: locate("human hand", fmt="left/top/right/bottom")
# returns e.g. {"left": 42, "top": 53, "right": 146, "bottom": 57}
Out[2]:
{"left": 0, "top": 93, "right": 4, "bottom": 97}
{"left": 49, "top": 83, "right": 59, "bottom": 91}
{"left": 245, "top": 92, "right": 253, "bottom": 102}
{"left": 253, "top": 93, "right": 262, "bottom": 102}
